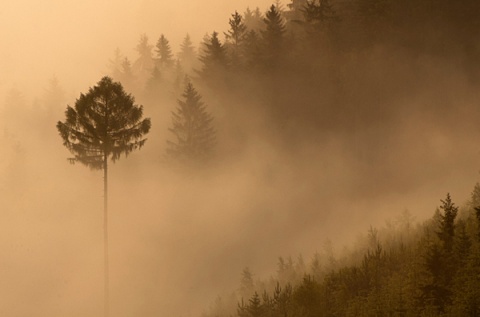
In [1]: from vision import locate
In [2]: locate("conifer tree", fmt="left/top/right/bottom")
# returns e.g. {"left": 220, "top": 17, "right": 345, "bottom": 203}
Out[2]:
{"left": 198, "top": 31, "right": 229, "bottom": 81}
{"left": 166, "top": 80, "right": 215, "bottom": 163}
{"left": 286, "top": 0, "right": 308, "bottom": 21}
{"left": 239, "top": 267, "right": 255, "bottom": 299}
{"left": 471, "top": 183, "right": 480, "bottom": 242}
{"left": 470, "top": 182, "right": 480, "bottom": 208}
{"left": 225, "top": 11, "right": 248, "bottom": 47}
{"left": 262, "top": 5, "right": 287, "bottom": 66}
{"left": 244, "top": 7, "right": 264, "bottom": 31}
{"left": 302, "top": 0, "right": 338, "bottom": 29}
{"left": 144, "top": 66, "right": 163, "bottom": 101}
{"left": 155, "top": 34, "right": 174, "bottom": 69}
{"left": 453, "top": 220, "right": 471, "bottom": 263}
{"left": 225, "top": 11, "right": 248, "bottom": 68}
{"left": 420, "top": 194, "right": 459, "bottom": 313}
{"left": 243, "top": 30, "right": 262, "bottom": 70}
{"left": 119, "top": 57, "right": 135, "bottom": 90}
{"left": 438, "top": 193, "right": 458, "bottom": 253}
{"left": 247, "top": 292, "right": 264, "bottom": 317}
{"left": 56, "top": 76, "right": 151, "bottom": 317}
{"left": 178, "top": 34, "right": 197, "bottom": 75}
{"left": 133, "top": 33, "right": 154, "bottom": 84}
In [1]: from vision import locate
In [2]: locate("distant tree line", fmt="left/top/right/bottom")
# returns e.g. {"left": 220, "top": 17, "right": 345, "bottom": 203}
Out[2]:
{"left": 101, "top": 0, "right": 480, "bottom": 167}
{"left": 4, "top": 0, "right": 480, "bottom": 168}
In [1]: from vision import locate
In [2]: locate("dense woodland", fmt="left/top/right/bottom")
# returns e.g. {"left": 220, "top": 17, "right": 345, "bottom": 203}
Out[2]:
{"left": 3, "top": 0, "right": 480, "bottom": 168}
{"left": 100, "top": 0, "right": 480, "bottom": 167}
{"left": 2, "top": 0, "right": 480, "bottom": 316}
{"left": 200, "top": 187, "right": 480, "bottom": 317}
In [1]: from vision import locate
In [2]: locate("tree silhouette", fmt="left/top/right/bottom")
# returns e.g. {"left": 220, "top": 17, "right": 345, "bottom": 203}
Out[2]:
{"left": 133, "top": 33, "right": 154, "bottom": 87}
{"left": 262, "top": 5, "right": 286, "bottom": 52}
{"left": 56, "top": 76, "right": 151, "bottom": 317}
{"left": 243, "top": 7, "right": 264, "bottom": 31}
{"left": 438, "top": 193, "right": 458, "bottom": 253}
{"left": 178, "top": 34, "right": 197, "bottom": 75}
{"left": 198, "top": 31, "right": 229, "bottom": 82}
{"left": 225, "top": 11, "right": 248, "bottom": 68}
{"left": 155, "top": 34, "right": 174, "bottom": 69}
{"left": 166, "top": 80, "right": 215, "bottom": 163}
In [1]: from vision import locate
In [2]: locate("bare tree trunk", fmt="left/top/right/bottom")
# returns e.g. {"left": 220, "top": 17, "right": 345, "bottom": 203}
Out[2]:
{"left": 104, "top": 153, "right": 109, "bottom": 317}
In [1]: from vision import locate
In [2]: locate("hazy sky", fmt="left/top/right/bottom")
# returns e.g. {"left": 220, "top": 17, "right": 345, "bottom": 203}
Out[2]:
{"left": 0, "top": 0, "right": 274, "bottom": 96}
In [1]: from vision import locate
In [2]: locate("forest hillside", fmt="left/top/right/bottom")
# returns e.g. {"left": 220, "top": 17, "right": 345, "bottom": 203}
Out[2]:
{"left": 1, "top": 0, "right": 480, "bottom": 316}
{"left": 201, "top": 188, "right": 480, "bottom": 317}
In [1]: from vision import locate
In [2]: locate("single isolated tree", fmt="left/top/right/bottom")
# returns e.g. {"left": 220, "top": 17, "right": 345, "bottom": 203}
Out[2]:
{"left": 166, "top": 80, "right": 215, "bottom": 163}
{"left": 56, "top": 76, "right": 151, "bottom": 317}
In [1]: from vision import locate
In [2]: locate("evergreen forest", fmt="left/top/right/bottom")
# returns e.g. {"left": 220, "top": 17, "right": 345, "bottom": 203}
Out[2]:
{"left": 2, "top": 0, "right": 480, "bottom": 316}
{"left": 202, "top": 189, "right": 480, "bottom": 316}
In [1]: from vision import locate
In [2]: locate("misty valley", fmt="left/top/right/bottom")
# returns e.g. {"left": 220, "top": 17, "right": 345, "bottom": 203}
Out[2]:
{"left": 2, "top": 0, "right": 480, "bottom": 316}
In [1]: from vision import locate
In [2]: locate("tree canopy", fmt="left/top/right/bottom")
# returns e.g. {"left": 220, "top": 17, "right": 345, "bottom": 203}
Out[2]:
{"left": 57, "top": 76, "right": 151, "bottom": 169}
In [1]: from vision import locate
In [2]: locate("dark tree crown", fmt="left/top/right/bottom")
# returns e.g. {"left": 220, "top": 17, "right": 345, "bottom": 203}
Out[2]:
{"left": 57, "top": 76, "right": 151, "bottom": 170}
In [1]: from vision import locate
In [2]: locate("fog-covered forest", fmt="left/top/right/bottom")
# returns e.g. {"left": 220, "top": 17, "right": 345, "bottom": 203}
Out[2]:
{"left": 1, "top": 0, "right": 480, "bottom": 316}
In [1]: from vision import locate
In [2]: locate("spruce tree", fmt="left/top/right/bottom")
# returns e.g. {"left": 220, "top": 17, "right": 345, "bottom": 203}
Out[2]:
{"left": 225, "top": 11, "right": 248, "bottom": 47}
{"left": 243, "top": 30, "right": 262, "bottom": 70}
{"left": 155, "top": 34, "right": 174, "bottom": 69}
{"left": 438, "top": 193, "right": 458, "bottom": 253}
{"left": 166, "top": 80, "right": 215, "bottom": 163}
{"left": 239, "top": 267, "right": 255, "bottom": 299}
{"left": 119, "top": 57, "right": 135, "bottom": 90}
{"left": 225, "top": 11, "right": 248, "bottom": 68}
{"left": 144, "top": 66, "right": 163, "bottom": 102}
{"left": 471, "top": 183, "right": 480, "bottom": 242}
{"left": 302, "top": 0, "right": 338, "bottom": 27}
{"left": 57, "top": 76, "right": 151, "bottom": 317}
{"left": 244, "top": 7, "right": 264, "bottom": 31}
{"left": 262, "top": 5, "right": 287, "bottom": 66}
{"left": 178, "top": 34, "right": 197, "bottom": 75}
{"left": 198, "top": 31, "right": 229, "bottom": 81}
{"left": 133, "top": 33, "right": 154, "bottom": 84}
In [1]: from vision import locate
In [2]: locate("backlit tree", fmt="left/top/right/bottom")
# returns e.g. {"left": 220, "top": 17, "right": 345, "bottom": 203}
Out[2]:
{"left": 56, "top": 76, "right": 151, "bottom": 317}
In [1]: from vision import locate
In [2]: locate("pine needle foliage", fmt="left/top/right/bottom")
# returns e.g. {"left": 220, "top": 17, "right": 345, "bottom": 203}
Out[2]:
{"left": 57, "top": 76, "right": 151, "bottom": 170}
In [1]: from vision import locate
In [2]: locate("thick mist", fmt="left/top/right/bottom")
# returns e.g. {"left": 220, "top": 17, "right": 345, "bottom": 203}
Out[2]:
{"left": 2, "top": 1, "right": 480, "bottom": 317}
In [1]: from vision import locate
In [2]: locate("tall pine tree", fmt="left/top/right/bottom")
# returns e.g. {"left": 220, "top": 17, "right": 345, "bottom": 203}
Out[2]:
{"left": 57, "top": 76, "right": 151, "bottom": 317}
